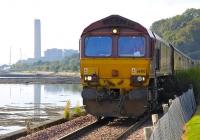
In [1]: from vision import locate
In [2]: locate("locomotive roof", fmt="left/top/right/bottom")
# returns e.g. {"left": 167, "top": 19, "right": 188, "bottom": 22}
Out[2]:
{"left": 82, "top": 15, "right": 151, "bottom": 36}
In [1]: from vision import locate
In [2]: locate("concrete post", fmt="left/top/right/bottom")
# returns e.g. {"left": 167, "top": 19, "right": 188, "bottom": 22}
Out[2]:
{"left": 162, "top": 104, "right": 169, "bottom": 114}
{"left": 169, "top": 99, "right": 173, "bottom": 106}
{"left": 144, "top": 127, "right": 153, "bottom": 140}
{"left": 152, "top": 114, "right": 158, "bottom": 127}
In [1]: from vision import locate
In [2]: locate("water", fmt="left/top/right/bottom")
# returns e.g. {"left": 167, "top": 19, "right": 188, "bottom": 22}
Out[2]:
{"left": 0, "top": 84, "right": 82, "bottom": 135}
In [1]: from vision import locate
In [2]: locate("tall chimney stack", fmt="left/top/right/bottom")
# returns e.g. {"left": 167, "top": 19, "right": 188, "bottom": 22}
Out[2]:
{"left": 34, "top": 19, "right": 41, "bottom": 59}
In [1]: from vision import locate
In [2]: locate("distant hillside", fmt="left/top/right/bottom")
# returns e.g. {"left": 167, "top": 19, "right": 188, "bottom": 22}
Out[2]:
{"left": 151, "top": 8, "right": 200, "bottom": 59}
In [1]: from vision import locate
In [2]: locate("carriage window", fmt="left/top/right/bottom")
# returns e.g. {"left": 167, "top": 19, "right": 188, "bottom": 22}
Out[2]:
{"left": 118, "top": 36, "right": 145, "bottom": 57}
{"left": 85, "top": 36, "right": 112, "bottom": 57}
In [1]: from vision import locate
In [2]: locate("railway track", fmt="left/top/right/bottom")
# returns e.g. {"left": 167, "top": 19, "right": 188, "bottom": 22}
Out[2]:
{"left": 58, "top": 117, "right": 112, "bottom": 140}
{"left": 115, "top": 115, "right": 149, "bottom": 140}
{"left": 58, "top": 115, "right": 149, "bottom": 140}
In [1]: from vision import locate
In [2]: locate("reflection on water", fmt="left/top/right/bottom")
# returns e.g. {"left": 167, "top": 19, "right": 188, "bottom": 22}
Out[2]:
{"left": 34, "top": 84, "right": 41, "bottom": 120}
{"left": 0, "top": 126, "right": 23, "bottom": 135}
{"left": 0, "top": 84, "right": 82, "bottom": 135}
{"left": 44, "top": 84, "right": 81, "bottom": 94}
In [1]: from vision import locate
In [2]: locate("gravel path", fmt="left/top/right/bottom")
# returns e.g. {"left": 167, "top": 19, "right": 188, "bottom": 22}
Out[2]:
{"left": 18, "top": 115, "right": 96, "bottom": 140}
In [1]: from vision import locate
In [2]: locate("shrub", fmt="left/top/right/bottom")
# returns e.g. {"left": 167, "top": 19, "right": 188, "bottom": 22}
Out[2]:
{"left": 73, "top": 101, "right": 86, "bottom": 117}
{"left": 175, "top": 66, "right": 200, "bottom": 103}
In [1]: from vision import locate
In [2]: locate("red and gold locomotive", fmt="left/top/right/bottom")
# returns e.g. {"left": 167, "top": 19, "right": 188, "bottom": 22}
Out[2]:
{"left": 79, "top": 15, "right": 195, "bottom": 118}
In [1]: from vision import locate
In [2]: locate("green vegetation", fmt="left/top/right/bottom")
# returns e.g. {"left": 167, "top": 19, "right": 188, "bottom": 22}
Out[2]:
{"left": 73, "top": 101, "right": 82, "bottom": 115}
{"left": 151, "top": 8, "right": 200, "bottom": 59}
{"left": 11, "top": 54, "right": 79, "bottom": 72}
{"left": 183, "top": 105, "right": 200, "bottom": 140}
{"left": 64, "top": 100, "right": 86, "bottom": 120}
{"left": 73, "top": 101, "right": 86, "bottom": 117}
{"left": 175, "top": 67, "right": 200, "bottom": 101}
{"left": 64, "top": 100, "right": 71, "bottom": 120}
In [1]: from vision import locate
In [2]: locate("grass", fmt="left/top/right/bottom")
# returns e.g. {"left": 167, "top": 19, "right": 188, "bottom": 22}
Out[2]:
{"left": 64, "top": 100, "right": 86, "bottom": 120}
{"left": 73, "top": 101, "right": 82, "bottom": 115}
{"left": 64, "top": 100, "right": 71, "bottom": 120}
{"left": 72, "top": 101, "right": 86, "bottom": 117}
{"left": 182, "top": 105, "right": 200, "bottom": 140}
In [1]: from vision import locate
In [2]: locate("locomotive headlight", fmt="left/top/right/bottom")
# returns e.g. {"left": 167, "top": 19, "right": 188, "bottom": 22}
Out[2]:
{"left": 84, "top": 75, "right": 92, "bottom": 81}
{"left": 84, "top": 76, "right": 88, "bottom": 81}
{"left": 137, "top": 76, "right": 143, "bottom": 82}
{"left": 87, "top": 76, "right": 92, "bottom": 81}
{"left": 137, "top": 76, "right": 146, "bottom": 82}
{"left": 84, "top": 74, "right": 98, "bottom": 82}
{"left": 112, "top": 28, "right": 119, "bottom": 34}
{"left": 131, "top": 76, "right": 146, "bottom": 83}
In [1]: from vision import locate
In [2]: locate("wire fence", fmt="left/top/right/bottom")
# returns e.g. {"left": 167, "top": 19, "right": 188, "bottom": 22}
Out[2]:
{"left": 150, "top": 88, "right": 196, "bottom": 140}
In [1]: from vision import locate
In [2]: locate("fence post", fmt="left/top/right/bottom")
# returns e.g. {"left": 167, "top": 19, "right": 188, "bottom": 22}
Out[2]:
{"left": 162, "top": 104, "right": 169, "bottom": 114}
{"left": 144, "top": 127, "right": 153, "bottom": 140}
{"left": 169, "top": 99, "right": 173, "bottom": 106}
{"left": 152, "top": 114, "right": 158, "bottom": 127}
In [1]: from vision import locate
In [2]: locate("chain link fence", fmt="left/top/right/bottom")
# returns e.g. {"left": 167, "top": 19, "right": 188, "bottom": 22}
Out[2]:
{"left": 150, "top": 88, "right": 196, "bottom": 140}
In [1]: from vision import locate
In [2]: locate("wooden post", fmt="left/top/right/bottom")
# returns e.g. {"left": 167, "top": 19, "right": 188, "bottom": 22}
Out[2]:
{"left": 152, "top": 114, "right": 158, "bottom": 127}
{"left": 144, "top": 127, "right": 153, "bottom": 140}
{"left": 162, "top": 104, "right": 169, "bottom": 114}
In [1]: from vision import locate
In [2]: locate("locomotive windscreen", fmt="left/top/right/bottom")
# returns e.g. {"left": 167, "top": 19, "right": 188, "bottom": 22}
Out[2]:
{"left": 84, "top": 36, "right": 145, "bottom": 57}
{"left": 118, "top": 36, "right": 145, "bottom": 57}
{"left": 85, "top": 36, "right": 112, "bottom": 57}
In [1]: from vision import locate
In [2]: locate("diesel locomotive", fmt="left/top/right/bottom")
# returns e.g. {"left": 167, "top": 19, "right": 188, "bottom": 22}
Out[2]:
{"left": 80, "top": 15, "right": 195, "bottom": 118}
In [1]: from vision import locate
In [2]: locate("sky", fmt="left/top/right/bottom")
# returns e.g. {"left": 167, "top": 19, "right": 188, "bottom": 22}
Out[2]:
{"left": 0, "top": 0, "right": 199, "bottom": 65}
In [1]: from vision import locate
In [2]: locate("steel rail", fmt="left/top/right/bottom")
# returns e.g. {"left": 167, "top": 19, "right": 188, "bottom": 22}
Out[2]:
{"left": 115, "top": 115, "right": 150, "bottom": 140}
{"left": 58, "top": 118, "right": 111, "bottom": 140}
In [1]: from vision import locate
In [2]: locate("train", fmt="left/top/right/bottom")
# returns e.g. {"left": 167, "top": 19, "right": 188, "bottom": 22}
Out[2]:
{"left": 79, "top": 15, "right": 196, "bottom": 118}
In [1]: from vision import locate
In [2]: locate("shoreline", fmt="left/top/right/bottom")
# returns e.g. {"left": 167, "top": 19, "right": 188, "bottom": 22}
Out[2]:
{"left": 0, "top": 77, "right": 80, "bottom": 84}
{"left": 0, "top": 106, "right": 85, "bottom": 140}
{"left": 0, "top": 72, "right": 80, "bottom": 84}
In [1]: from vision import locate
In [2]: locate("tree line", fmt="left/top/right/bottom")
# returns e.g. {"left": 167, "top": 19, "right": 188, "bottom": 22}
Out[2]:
{"left": 11, "top": 54, "right": 80, "bottom": 72}
{"left": 151, "top": 8, "right": 200, "bottom": 59}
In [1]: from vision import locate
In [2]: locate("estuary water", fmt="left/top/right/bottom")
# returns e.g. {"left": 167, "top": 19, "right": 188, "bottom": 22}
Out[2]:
{"left": 0, "top": 84, "right": 82, "bottom": 135}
